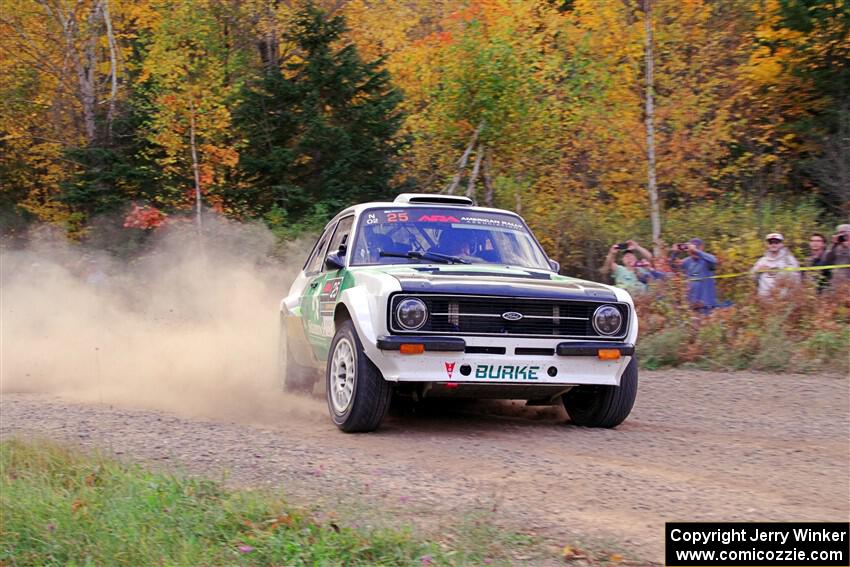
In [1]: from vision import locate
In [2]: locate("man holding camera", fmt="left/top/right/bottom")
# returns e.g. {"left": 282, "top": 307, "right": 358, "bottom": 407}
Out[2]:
{"left": 824, "top": 223, "right": 850, "bottom": 286}
{"left": 671, "top": 238, "right": 719, "bottom": 311}
{"left": 601, "top": 240, "right": 654, "bottom": 294}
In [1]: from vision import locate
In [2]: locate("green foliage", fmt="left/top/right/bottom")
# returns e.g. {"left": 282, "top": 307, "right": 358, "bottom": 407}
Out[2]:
{"left": 771, "top": 0, "right": 850, "bottom": 213}
{"left": 0, "top": 439, "right": 541, "bottom": 566}
{"left": 637, "top": 326, "right": 689, "bottom": 370}
{"left": 234, "top": 3, "right": 406, "bottom": 227}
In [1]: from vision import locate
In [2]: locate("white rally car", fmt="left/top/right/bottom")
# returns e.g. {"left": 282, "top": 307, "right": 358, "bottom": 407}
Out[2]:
{"left": 280, "top": 194, "right": 638, "bottom": 432}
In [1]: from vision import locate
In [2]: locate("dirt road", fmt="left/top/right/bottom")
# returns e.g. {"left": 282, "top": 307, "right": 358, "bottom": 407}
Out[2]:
{"left": 2, "top": 369, "right": 848, "bottom": 563}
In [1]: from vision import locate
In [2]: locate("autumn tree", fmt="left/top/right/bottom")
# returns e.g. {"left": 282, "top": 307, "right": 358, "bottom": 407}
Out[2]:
{"left": 1, "top": 0, "right": 128, "bottom": 232}
{"left": 773, "top": 0, "right": 849, "bottom": 212}
{"left": 139, "top": 0, "right": 242, "bottom": 226}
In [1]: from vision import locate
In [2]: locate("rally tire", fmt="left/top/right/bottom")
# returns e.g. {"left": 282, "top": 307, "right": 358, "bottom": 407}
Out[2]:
{"left": 278, "top": 324, "right": 317, "bottom": 394}
{"left": 326, "top": 320, "right": 392, "bottom": 433}
{"left": 562, "top": 357, "right": 638, "bottom": 428}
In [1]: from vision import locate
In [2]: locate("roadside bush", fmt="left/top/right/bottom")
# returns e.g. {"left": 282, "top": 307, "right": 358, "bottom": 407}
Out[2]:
{"left": 797, "top": 329, "right": 850, "bottom": 371}
{"left": 634, "top": 278, "right": 850, "bottom": 374}
{"left": 750, "top": 316, "right": 793, "bottom": 372}
{"left": 637, "top": 326, "right": 689, "bottom": 369}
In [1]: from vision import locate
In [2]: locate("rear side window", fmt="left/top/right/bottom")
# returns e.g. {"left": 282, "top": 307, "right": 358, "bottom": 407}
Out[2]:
{"left": 304, "top": 225, "right": 334, "bottom": 274}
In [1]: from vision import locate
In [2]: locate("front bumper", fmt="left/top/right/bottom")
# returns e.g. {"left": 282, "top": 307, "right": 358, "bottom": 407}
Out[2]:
{"left": 370, "top": 335, "right": 633, "bottom": 386}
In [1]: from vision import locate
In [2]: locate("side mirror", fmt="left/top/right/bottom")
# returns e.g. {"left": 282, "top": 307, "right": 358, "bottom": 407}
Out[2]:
{"left": 325, "top": 252, "right": 345, "bottom": 271}
{"left": 549, "top": 259, "right": 560, "bottom": 273}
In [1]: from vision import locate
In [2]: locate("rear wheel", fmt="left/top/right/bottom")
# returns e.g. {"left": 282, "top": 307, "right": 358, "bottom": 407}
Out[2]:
{"left": 562, "top": 357, "right": 638, "bottom": 428}
{"left": 327, "top": 320, "right": 392, "bottom": 432}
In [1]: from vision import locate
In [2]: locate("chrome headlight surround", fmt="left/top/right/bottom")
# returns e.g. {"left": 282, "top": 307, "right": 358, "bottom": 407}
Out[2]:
{"left": 395, "top": 297, "right": 428, "bottom": 331}
{"left": 592, "top": 304, "right": 623, "bottom": 336}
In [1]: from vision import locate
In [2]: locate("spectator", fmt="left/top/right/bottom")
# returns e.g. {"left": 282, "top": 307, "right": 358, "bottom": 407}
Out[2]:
{"left": 602, "top": 240, "right": 653, "bottom": 294}
{"left": 751, "top": 232, "right": 801, "bottom": 298}
{"left": 672, "top": 238, "right": 719, "bottom": 310}
{"left": 807, "top": 232, "right": 831, "bottom": 290}
{"left": 823, "top": 223, "right": 850, "bottom": 286}
{"left": 634, "top": 258, "right": 668, "bottom": 285}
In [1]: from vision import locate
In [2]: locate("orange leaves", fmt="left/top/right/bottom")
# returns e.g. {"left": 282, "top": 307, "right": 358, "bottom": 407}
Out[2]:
{"left": 124, "top": 203, "right": 167, "bottom": 230}
{"left": 265, "top": 514, "right": 296, "bottom": 530}
{"left": 423, "top": 31, "right": 453, "bottom": 45}
{"left": 71, "top": 498, "right": 87, "bottom": 515}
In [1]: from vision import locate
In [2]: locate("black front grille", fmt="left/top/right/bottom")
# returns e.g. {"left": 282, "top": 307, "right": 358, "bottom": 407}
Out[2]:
{"left": 389, "top": 294, "right": 628, "bottom": 339}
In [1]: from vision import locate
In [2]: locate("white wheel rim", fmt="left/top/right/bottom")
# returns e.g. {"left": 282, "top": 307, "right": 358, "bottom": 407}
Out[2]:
{"left": 330, "top": 338, "right": 356, "bottom": 414}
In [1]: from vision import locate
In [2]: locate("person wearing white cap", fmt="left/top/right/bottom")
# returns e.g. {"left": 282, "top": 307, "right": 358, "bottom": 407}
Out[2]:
{"left": 824, "top": 223, "right": 850, "bottom": 286}
{"left": 751, "top": 232, "right": 801, "bottom": 298}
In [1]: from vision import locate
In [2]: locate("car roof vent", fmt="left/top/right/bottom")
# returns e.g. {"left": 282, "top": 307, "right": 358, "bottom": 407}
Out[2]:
{"left": 393, "top": 193, "right": 475, "bottom": 206}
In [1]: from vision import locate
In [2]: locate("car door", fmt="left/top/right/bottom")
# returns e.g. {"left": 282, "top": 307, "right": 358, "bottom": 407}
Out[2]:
{"left": 300, "top": 215, "right": 354, "bottom": 360}
{"left": 299, "top": 223, "right": 335, "bottom": 359}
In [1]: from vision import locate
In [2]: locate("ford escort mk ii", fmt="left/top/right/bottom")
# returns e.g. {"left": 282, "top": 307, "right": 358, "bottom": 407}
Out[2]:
{"left": 280, "top": 194, "right": 638, "bottom": 432}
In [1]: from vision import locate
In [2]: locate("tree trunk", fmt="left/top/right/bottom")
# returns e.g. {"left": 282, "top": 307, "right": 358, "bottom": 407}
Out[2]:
{"left": 644, "top": 0, "right": 661, "bottom": 256}
{"left": 466, "top": 143, "right": 484, "bottom": 199}
{"left": 482, "top": 147, "right": 495, "bottom": 207}
{"left": 65, "top": 1, "right": 101, "bottom": 146}
{"left": 189, "top": 102, "right": 203, "bottom": 231}
{"left": 102, "top": 0, "right": 119, "bottom": 140}
{"left": 258, "top": 0, "right": 280, "bottom": 72}
{"left": 445, "top": 121, "right": 484, "bottom": 194}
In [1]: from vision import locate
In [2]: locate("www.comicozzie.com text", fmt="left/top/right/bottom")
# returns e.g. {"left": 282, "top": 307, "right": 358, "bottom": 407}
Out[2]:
{"left": 670, "top": 527, "right": 848, "bottom": 546}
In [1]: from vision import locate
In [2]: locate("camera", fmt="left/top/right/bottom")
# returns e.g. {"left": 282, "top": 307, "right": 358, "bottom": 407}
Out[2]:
{"left": 616, "top": 242, "right": 629, "bottom": 250}
{"left": 839, "top": 233, "right": 848, "bottom": 243}
{"left": 677, "top": 243, "right": 689, "bottom": 251}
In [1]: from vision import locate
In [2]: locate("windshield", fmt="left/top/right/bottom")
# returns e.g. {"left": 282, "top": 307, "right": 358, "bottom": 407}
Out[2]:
{"left": 350, "top": 207, "right": 552, "bottom": 270}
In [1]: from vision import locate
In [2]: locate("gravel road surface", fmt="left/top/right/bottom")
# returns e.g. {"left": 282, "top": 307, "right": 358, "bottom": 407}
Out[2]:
{"left": 2, "top": 369, "right": 848, "bottom": 563}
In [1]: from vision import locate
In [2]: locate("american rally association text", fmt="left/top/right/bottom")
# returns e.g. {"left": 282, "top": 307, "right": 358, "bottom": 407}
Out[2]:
{"left": 670, "top": 527, "right": 849, "bottom": 547}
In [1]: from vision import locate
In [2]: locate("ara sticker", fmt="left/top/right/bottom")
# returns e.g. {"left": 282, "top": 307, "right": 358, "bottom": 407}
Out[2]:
{"left": 418, "top": 214, "right": 460, "bottom": 223}
{"left": 444, "top": 362, "right": 456, "bottom": 379}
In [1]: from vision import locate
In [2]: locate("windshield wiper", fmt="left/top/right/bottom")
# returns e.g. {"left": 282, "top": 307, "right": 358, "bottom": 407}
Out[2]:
{"left": 379, "top": 250, "right": 469, "bottom": 264}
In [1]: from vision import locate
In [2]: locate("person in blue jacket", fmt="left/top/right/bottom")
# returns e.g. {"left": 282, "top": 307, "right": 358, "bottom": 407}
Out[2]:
{"left": 672, "top": 238, "right": 719, "bottom": 311}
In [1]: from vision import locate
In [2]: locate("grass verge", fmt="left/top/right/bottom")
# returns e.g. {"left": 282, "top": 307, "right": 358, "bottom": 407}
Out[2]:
{"left": 0, "top": 438, "right": 546, "bottom": 566}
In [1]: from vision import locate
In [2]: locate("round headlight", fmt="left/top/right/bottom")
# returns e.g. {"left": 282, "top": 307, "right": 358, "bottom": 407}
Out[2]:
{"left": 396, "top": 298, "right": 428, "bottom": 331}
{"left": 592, "top": 305, "right": 623, "bottom": 336}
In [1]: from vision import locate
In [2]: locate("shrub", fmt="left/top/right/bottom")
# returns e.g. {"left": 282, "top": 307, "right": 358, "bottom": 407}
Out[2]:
{"left": 637, "top": 326, "right": 689, "bottom": 369}
{"left": 635, "top": 278, "right": 850, "bottom": 373}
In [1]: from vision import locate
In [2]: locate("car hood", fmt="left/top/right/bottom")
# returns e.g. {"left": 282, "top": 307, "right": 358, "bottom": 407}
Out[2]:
{"left": 352, "top": 264, "right": 621, "bottom": 301}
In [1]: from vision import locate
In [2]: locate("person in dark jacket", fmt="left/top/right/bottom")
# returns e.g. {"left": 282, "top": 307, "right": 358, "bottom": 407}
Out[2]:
{"left": 807, "top": 233, "right": 831, "bottom": 290}
{"left": 824, "top": 223, "right": 850, "bottom": 287}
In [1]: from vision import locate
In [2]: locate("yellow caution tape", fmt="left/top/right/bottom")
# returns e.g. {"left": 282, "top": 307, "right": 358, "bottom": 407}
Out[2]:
{"left": 688, "top": 264, "right": 850, "bottom": 281}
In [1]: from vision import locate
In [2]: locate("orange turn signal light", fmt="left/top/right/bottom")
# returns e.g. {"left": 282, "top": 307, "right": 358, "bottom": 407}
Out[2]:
{"left": 399, "top": 343, "right": 425, "bottom": 355}
{"left": 597, "top": 349, "right": 621, "bottom": 360}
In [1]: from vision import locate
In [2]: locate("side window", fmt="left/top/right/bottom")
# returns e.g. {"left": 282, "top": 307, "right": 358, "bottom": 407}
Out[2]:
{"left": 304, "top": 225, "right": 335, "bottom": 274}
{"left": 323, "top": 216, "right": 354, "bottom": 271}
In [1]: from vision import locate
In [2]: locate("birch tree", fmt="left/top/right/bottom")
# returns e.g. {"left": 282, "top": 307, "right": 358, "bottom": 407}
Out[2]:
{"left": 140, "top": 0, "right": 239, "bottom": 226}
{"left": 643, "top": 0, "right": 660, "bottom": 254}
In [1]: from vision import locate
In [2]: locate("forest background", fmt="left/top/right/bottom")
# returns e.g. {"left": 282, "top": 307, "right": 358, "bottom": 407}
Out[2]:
{"left": 1, "top": 0, "right": 848, "bottom": 371}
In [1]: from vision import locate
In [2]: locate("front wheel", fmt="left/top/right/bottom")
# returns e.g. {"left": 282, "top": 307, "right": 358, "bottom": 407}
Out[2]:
{"left": 562, "top": 357, "right": 638, "bottom": 428}
{"left": 326, "top": 320, "right": 392, "bottom": 432}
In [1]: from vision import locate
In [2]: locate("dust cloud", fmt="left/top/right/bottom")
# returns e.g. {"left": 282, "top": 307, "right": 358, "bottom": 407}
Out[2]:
{"left": 1, "top": 218, "right": 324, "bottom": 425}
